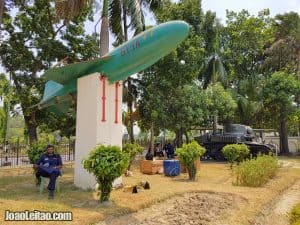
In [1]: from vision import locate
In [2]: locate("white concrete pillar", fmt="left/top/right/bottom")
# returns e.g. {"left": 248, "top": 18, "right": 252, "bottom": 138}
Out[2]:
{"left": 74, "top": 73, "right": 123, "bottom": 189}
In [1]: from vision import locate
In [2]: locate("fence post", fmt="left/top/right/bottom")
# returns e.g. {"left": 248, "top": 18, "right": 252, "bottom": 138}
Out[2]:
{"left": 16, "top": 138, "right": 19, "bottom": 165}
{"left": 68, "top": 138, "right": 71, "bottom": 161}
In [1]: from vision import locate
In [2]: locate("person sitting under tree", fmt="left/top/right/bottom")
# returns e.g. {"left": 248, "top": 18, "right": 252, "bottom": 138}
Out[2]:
{"left": 34, "top": 144, "right": 62, "bottom": 199}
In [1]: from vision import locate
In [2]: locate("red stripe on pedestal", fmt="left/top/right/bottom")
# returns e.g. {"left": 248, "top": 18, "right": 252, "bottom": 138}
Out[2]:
{"left": 99, "top": 76, "right": 106, "bottom": 122}
{"left": 115, "top": 82, "right": 120, "bottom": 123}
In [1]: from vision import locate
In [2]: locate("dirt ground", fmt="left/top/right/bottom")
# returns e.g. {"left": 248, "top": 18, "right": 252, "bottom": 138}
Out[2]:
{"left": 97, "top": 192, "right": 246, "bottom": 225}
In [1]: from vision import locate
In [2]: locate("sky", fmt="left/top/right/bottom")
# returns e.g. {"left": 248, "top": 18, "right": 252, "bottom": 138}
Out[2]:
{"left": 201, "top": 0, "right": 300, "bottom": 23}
{"left": 1, "top": 0, "right": 300, "bottom": 74}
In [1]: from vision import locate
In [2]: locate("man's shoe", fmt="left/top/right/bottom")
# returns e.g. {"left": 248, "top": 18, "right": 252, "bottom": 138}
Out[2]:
{"left": 48, "top": 190, "right": 54, "bottom": 199}
{"left": 36, "top": 176, "right": 41, "bottom": 186}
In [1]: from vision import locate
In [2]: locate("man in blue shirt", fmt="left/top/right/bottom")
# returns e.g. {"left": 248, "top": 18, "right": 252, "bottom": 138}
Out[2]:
{"left": 35, "top": 144, "right": 62, "bottom": 199}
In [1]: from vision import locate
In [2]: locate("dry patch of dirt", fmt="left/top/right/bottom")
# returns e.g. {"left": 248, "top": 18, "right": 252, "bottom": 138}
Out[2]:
{"left": 97, "top": 192, "right": 246, "bottom": 225}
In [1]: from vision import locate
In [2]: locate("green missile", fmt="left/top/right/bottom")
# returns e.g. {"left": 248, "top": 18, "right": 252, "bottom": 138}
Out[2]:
{"left": 36, "top": 20, "right": 189, "bottom": 114}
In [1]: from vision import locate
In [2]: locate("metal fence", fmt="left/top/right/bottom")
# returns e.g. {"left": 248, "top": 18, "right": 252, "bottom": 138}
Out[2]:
{"left": 0, "top": 141, "right": 75, "bottom": 167}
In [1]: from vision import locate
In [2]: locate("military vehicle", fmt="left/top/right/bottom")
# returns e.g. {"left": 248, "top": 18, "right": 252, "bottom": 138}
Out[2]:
{"left": 195, "top": 124, "right": 274, "bottom": 160}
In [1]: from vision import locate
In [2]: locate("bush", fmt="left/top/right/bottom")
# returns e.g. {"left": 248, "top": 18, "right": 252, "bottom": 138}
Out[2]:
{"left": 234, "top": 154, "right": 279, "bottom": 187}
{"left": 290, "top": 203, "right": 300, "bottom": 225}
{"left": 27, "top": 141, "right": 47, "bottom": 164}
{"left": 83, "top": 145, "right": 129, "bottom": 202}
{"left": 122, "top": 143, "right": 144, "bottom": 170}
{"left": 222, "top": 144, "right": 250, "bottom": 168}
{"left": 176, "top": 141, "right": 206, "bottom": 181}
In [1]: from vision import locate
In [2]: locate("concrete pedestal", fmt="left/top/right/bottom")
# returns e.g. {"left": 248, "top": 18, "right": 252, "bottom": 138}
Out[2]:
{"left": 74, "top": 73, "right": 123, "bottom": 189}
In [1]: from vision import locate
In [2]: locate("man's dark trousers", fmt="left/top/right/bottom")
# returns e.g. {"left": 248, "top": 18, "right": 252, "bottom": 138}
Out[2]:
{"left": 36, "top": 168, "right": 60, "bottom": 191}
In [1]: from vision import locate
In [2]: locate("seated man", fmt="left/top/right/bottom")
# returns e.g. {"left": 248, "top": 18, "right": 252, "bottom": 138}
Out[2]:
{"left": 35, "top": 144, "right": 62, "bottom": 199}
{"left": 145, "top": 148, "right": 153, "bottom": 160}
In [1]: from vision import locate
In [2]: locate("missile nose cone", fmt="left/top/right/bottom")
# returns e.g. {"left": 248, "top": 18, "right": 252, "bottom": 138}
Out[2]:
{"left": 164, "top": 20, "right": 189, "bottom": 41}
{"left": 174, "top": 20, "right": 190, "bottom": 34}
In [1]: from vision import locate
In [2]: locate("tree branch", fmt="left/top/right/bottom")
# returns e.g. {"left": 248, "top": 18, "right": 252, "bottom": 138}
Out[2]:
{"left": 54, "top": 24, "right": 66, "bottom": 37}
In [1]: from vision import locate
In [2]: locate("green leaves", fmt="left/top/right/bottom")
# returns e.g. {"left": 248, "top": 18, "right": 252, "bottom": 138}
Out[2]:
{"left": 222, "top": 144, "right": 250, "bottom": 169}
{"left": 27, "top": 140, "right": 47, "bottom": 164}
{"left": 176, "top": 141, "right": 205, "bottom": 180}
{"left": 83, "top": 145, "right": 129, "bottom": 201}
{"left": 0, "top": 1, "right": 99, "bottom": 143}
{"left": 234, "top": 154, "right": 279, "bottom": 187}
{"left": 122, "top": 142, "right": 144, "bottom": 169}
{"left": 263, "top": 72, "right": 300, "bottom": 112}
{"left": 205, "top": 83, "right": 237, "bottom": 121}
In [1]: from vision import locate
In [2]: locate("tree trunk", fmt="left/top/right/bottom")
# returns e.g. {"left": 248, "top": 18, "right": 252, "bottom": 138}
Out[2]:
{"left": 99, "top": 179, "right": 112, "bottom": 203}
{"left": 24, "top": 113, "right": 38, "bottom": 145}
{"left": 184, "top": 129, "right": 189, "bottom": 144}
{"left": 127, "top": 78, "right": 135, "bottom": 143}
{"left": 99, "top": 0, "right": 109, "bottom": 57}
{"left": 188, "top": 164, "right": 197, "bottom": 181}
{"left": 149, "top": 122, "right": 154, "bottom": 154}
{"left": 213, "top": 114, "right": 218, "bottom": 135}
{"left": 279, "top": 112, "right": 289, "bottom": 155}
{"left": 122, "top": 9, "right": 135, "bottom": 143}
{"left": 175, "top": 129, "right": 183, "bottom": 148}
{"left": 12, "top": 75, "right": 37, "bottom": 145}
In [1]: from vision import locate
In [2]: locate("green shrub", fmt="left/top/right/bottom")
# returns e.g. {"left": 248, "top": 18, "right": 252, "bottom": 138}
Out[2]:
{"left": 122, "top": 143, "right": 144, "bottom": 170}
{"left": 237, "top": 144, "right": 250, "bottom": 163}
{"left": 234, "top": 154, "right": 279, "bottom": 187}
{"left": 290, "top": 203, "right": 300, "bottom": 225}
{"left": 176, "top": 141, "right": 206, "bottom": 181}
{"left": 83, "top": 145, "right": 129, "bottom": 202}
{"left": 222, "top": 144, "right": 250, "bottom": 168}
{"left": 27, "top": 141, "right": 47, "bottom": 164}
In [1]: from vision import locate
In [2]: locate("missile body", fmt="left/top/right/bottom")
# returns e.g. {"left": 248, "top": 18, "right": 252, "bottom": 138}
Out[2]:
{"left": 37, "top": 20, "right": 189, "bottom": 113}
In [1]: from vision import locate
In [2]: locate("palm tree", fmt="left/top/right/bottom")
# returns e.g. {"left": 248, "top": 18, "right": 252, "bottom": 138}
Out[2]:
{"left": 202, "top": 54, "right": 227, "bottom": 89}
{"left": 55, "top": 0, "right": 161, "bottom": 143}
{"left": 199, "top": 11, "right": 227, "bottom": 134}
{"left": 201, "top": 54, "right": 227, "bottom": 133}
{"left": 109, "top": 0, "right": 162, "bottom": 143}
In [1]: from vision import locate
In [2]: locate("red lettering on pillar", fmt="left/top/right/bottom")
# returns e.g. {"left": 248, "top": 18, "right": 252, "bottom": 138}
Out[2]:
{"left": 115, "top": 81, "right": 120, "bottom": 124}
{"left": 99, "top": 76, "right": 106, "bottom": 122}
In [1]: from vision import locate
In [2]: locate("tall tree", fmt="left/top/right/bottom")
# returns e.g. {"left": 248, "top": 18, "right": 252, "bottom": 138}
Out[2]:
{"left": 138, "top": 0, "right": 206, "bottom": 148}
{"left": 264, "top": 12, "right": 300, "bottom": 76}
{"left": 263, "top": 71, "right": 300, "bottom": 154}
{"left": 55, "top": 0, "right": 159, "bottom": 143}
{"left": 0, "top": 0, "right": 99, "bottom": 144}
{"left": 221, "top": 9, "right": 273, "bottom": 126}
{"left": 111, "top": 0, "right": 161, "bottom": 143}
{"left": 262, "top": 12, "right": 300, "bottom": 152}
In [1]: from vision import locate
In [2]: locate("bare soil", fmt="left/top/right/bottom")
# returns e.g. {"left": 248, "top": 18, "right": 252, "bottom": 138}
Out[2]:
{"left": 96, "top": 192, "right": 247, "bottom": 225}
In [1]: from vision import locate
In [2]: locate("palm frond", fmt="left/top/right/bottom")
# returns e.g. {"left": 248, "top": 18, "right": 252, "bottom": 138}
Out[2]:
{"left": 141, "top": 0, "right": 162, "bottom": 12}
{"left": 125, "top": 0, "right": 143, "bottom": 34}
{"left": 202, "top": 54, "right": 227, "bottom": 89}
{"left": 109, "top": 0, "right": 124, "bottom": 44}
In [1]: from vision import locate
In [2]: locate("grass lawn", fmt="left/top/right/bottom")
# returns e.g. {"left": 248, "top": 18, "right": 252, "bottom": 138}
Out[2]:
{"left": 0, "top": 159, "right": 299, "bottom": 225}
